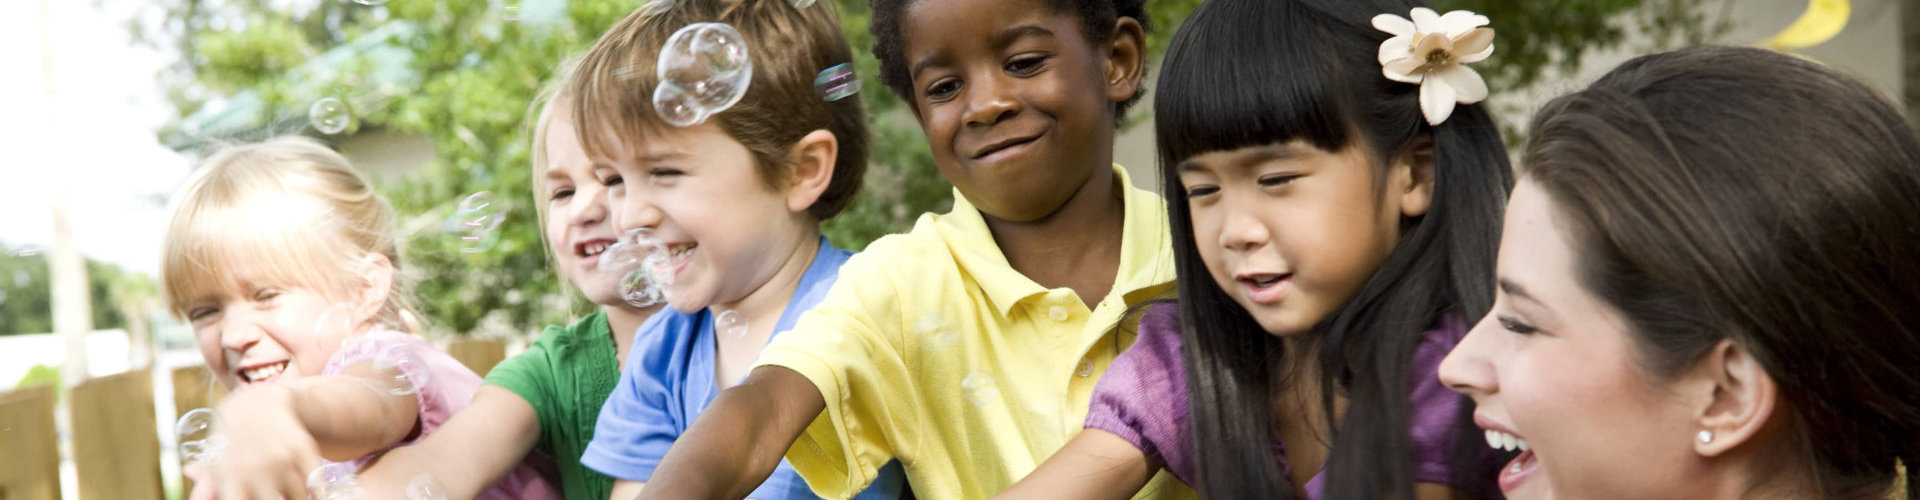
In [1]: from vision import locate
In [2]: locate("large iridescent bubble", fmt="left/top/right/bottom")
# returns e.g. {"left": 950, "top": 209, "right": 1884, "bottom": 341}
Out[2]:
{"left": 650, "top": 23, "right": 753, "bottom": 127}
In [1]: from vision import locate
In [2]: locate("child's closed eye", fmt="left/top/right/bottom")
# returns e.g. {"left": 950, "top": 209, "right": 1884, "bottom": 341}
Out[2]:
{"left": 1258, "top": 174, "right": 1301, "bottom": 188}
{"left": 1184, "top": 184, "right": 1220, "bottom": 199}
{"left": 648, "top": 168, "right": 684, "bottom": 187}
{"left": 1497, "top": 315, "right": 1538, "bottom": 335}
{"left": 187, "top": 305, "right": 220, "bottom": 323}
{"left": 549, "top": 186, "right": 575, "bottom": 202}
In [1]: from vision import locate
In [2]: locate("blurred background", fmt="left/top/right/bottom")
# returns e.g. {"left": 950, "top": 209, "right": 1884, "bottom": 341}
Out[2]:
{"left": 0, "top": 0, "right": 1905, "bottom": 498}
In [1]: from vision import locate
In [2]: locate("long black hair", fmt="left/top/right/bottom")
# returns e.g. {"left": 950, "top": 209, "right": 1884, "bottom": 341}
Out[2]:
{"left": 1154, "top": 0, "right": 1511, "bottom": 498}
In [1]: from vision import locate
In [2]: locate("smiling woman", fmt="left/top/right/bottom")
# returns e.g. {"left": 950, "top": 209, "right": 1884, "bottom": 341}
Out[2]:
{"left": 1440, "top": 45, "right": 1920, "bottom": 500}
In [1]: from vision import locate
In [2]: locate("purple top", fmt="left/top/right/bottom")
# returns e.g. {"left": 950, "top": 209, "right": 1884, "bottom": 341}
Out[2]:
{"left": 1085, "top": 303, "right": 1471, "bottom": 498}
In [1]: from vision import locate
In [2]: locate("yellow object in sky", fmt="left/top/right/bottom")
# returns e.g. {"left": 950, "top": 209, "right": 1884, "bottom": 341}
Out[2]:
{"left": 1759, "top": 0, "right": 1850, "bottom": 50}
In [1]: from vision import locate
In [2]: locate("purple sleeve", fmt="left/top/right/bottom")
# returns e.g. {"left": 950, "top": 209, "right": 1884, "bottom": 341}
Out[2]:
{"left": 1084, "top": 302, "right": 1195, "bottom": 485}
{"left": 1407, "top": 316, "right": 1472, "bottom": 488}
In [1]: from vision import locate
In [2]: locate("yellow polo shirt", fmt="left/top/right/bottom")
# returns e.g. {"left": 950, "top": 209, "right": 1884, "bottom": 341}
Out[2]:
{"left": 755, "top": 166, "right": 1195, "bottom": 500}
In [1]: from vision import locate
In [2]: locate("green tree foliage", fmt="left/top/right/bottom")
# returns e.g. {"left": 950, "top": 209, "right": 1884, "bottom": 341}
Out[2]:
{"left": 143, "top": 0, "right": 1710, "bottom": 335}
{"left": 0, "top": 245, "right": 131, "bottom": 336}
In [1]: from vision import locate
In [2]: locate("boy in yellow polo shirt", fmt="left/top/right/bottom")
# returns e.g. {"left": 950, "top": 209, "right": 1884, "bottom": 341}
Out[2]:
{"left": 630, "top": 0, "right": 1192, "bottom": 498}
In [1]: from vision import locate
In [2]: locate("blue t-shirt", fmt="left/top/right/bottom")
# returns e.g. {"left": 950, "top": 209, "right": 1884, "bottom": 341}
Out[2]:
{"left": 582, "top": 237, "right": 907, "bottom": 499}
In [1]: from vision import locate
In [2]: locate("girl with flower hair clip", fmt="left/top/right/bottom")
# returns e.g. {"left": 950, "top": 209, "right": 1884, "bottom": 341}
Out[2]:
{"left": 996, "top": 0, "right": 1510, "bottom": 498}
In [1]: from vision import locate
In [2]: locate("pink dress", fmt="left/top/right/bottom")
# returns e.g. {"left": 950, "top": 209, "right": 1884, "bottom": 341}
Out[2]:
{"left": 323, "top": 329, "right": 560, "bottom": 500}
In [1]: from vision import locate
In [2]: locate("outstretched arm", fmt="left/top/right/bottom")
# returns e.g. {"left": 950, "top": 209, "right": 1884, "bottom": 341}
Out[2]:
{"left": 994, "top": 429, "right": 1155, "bottom": 500}
{"left": 196, "top": 362, "right": 422, "bottom": 500}
{"left": 355, "top": 386, "right": 543, "bottom": 498}
{"left": 633, "top": 366, "right": 824, "bottom": 500}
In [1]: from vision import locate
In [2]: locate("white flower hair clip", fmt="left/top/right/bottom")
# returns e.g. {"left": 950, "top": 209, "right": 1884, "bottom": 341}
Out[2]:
{"left": 1373, "top": 7, "right": 1495, "bottom": 125}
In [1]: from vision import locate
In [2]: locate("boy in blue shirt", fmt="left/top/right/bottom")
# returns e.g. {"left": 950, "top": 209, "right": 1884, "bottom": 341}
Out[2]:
{"left": 570, "top": 1, "right": 907, "bottom": 499}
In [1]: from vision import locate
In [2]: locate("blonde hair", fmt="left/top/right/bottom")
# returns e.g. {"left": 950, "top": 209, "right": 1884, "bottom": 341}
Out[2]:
{"left": 529, "top": 55, "right": 586, "bottom": 298}
{"left": 568, "top": 0, "right": 869, "bottom": 220}
{"left": 162, "top": 136, "right": 421, "bottom": 333}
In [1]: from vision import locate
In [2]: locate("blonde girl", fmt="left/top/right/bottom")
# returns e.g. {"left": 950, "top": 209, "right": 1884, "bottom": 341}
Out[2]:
{"left": 162, "top": 136, "right": 558, "bottom": 500}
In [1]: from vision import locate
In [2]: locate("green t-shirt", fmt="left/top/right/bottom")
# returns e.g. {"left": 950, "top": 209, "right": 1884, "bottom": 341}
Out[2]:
{"left": 484, "top": 311, "right": 621, "bottom": 500}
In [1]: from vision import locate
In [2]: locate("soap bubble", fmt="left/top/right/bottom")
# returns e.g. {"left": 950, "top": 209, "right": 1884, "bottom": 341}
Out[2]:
{"left": 814, "top": 63, "right": 859, "bottom": 101}
{"left": 406, "top": 474, "right": 448, "bottom": 500}
{"left": 306, "top": 462, "right": 363, "bottom": 500}
{"left": 961, "top": 370, "right": 999, "bottom": 407}
{"left": 620, "top": 269, "right": 664, "bottom": 308}
{"left": 373, "top": 343, "right": 429, "bottom": 396}
{"left": 599, "top": 228, "right": 661, "bottom": 273}
{"left": 715, "top": 310, "right": 746, "bottom": 339}
{"left": 175, "top": 408, "right": 222, "bottom": 465}
{"left": 650, "top": 84, "right": 705, "bottom": 128}
{"left": 651, "top": 22, "right": 754, "bottom": 127}
{"left": 310, "top": 98, "right": 351, "bottom": 135}
{"left": 447, "top": 192, "right": 505, "bottom": 254}
{"left": 312, "top": 303, "right": 359, "bottom": 359}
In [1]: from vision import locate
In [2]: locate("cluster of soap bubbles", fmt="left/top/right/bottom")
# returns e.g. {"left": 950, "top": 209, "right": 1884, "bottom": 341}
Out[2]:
{"left": 599, "top": 228, "right": 676, "bottom": 308}
{"left": 650, "top": 22, "right": 754, "bottom": 127}
{"left": 310, "top": 98, "right": 351, "bottom": 135}
{"left": 308, "top": 462, "right": 449, "bottom": 500}
{"left": 445, "top": 192, "right": 505, "bottom": 254}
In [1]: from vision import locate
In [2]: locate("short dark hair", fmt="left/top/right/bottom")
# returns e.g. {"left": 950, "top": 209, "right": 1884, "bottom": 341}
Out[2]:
{"left": 868, "top": 0, "right": 1150, "bottom": 119}
{"left": 1526, "top": 45, "right": 1920, "bottom": 499}
{"left": 570, "top": 0, "right": 869, "bottom": 220}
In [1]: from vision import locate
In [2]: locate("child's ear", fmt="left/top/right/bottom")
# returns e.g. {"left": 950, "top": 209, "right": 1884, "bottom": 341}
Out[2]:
{"left": 1390, "top": 134, "right": 1437, "bottom": 217}
{"left": 1688, "top": 339, "right": 1780, "bottom": 458}
{"left": 1102, "top": 17, "right": 1147, "bottom": 105}
{"left": 355, "top": 252, "right": 394, "bottom": 321}
{"left": 784, "top": 129, "right": 839, "bottom": 214}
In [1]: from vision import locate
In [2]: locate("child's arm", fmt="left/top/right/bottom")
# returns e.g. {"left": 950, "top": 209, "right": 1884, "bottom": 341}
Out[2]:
{"left": 994, "top": 430, "right": 1155, "bottom": 499}
{"left": 353, "top": 386, "right": 542, "bottom": 498}
{"left": 631, "top": 365, "right": 824, "bottom": 500}
{"left": 200, "top": 362, "right": 421, "bottom": 499}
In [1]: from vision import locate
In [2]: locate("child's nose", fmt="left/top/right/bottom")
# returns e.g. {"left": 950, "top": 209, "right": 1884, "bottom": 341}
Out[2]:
{"left": 962, "top": 78, "right": 1020, "bottom": 127}
{"left": 1217, "top": 209, "right": 1269, "bottom": 253}
{"left": 218, "top": 316, "right": 265, "bottom": 352}
{"left": 1438, "top": 315, "right": 1499, "bottom": 396}
{"left": 573, "top": 185, "right": 609, "bottom": 227}
{"left": 616, "top": 189, "right": 665, "bottom": 232}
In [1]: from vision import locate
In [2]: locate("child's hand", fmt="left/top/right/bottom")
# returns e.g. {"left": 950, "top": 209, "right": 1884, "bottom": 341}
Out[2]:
{"left": 184, "top": 462, "right": 220, "bottom": 500}
{"left": 206, "top": 384, "right": 326, "bottom": 500}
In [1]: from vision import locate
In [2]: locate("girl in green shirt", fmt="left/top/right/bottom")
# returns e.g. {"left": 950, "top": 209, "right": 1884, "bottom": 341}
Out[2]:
{"left": 354, "top": 58, "right": 660, "bottom": 499}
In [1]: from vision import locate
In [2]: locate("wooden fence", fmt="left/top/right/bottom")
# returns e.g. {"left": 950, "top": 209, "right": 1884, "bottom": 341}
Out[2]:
{"left": 0, "top": 338, "right": 505, "bottom": 500}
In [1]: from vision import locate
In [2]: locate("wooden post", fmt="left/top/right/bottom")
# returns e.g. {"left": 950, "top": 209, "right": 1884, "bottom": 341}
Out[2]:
{"left": 170, "top": 366, "right": 227, "bottom": 499}
{"left": 445, "top": 338, "right": 507, "bottom": 378}
{"left": 0, "top": 384, "right": 61, "bottom": 500}
{"left": 70, "top": 370, "right": 162, "bottom": 500}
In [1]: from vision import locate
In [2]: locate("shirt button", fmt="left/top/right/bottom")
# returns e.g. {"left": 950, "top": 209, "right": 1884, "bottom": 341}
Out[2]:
{"left": 1049, "top": 306, "right": 1069, "bottom": 322}
{"left": 1076, "top": 358, "right": 1094, "bottom": 377}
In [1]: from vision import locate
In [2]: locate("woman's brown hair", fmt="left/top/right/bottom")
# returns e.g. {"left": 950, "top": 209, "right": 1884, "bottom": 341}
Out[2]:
{"left": 1524, "top": 45, "right": 1920, "bottom": 499}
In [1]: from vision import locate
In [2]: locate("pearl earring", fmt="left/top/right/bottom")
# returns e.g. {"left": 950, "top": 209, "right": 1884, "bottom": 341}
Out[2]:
{"left": 1697, "top": 430, "right": 1714, "bottom": 444}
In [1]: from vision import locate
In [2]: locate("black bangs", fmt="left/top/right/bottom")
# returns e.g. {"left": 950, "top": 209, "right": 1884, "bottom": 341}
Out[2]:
{"left": 1153, "top": 0, "right": 1359, "bottom": 170}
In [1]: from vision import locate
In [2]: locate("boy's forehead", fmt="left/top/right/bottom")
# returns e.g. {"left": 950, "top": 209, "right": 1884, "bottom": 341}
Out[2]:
{"left": 588, "top": 121, "right": 720, "bottom": 167}
{"left": 901, "top": 0, "right": 1082, "bottom": 66}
